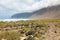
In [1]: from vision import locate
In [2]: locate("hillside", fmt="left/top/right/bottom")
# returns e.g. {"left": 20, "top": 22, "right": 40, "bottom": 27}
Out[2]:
{"left": 29, "top": 5, "right": 60, "bottom": 19}
{"left": 11, "top": 12, "right": 35, "bottom": 19}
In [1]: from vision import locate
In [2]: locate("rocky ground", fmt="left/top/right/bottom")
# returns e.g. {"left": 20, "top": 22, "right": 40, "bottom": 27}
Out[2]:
{"left": 0, "top": 20, "right": 60, "bottom": 40}
{"left": 40, "top": 23, "right": 60, "bottom": 40}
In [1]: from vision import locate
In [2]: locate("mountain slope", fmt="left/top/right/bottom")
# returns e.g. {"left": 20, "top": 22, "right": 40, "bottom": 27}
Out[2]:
{"left": 11, "top": 8, "right": 52, "bottom": 19}
{"left": 11, "top": 13, "right": 35, "bottom": 19}
{"left": 29, "top": 5, "right": 60, "bottom": 19}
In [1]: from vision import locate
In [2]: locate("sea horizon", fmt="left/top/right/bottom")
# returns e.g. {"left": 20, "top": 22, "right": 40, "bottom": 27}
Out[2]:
{"left": 0, "top": 19, "right": 30, "bottom": 21}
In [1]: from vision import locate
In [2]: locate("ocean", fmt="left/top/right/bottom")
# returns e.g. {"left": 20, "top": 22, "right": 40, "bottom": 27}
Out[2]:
{"left": 0, "top": 19, "right": 29, "bottom": 22}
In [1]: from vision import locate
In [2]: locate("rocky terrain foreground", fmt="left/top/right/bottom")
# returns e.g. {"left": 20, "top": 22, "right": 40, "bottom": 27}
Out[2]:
{"left": 0, "top": 20, "right": 60, "bottom": 40}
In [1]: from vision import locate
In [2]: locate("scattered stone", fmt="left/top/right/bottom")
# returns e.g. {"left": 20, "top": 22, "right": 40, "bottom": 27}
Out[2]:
{"left": 26, "top": 36, "right": 34, "bottom": 40}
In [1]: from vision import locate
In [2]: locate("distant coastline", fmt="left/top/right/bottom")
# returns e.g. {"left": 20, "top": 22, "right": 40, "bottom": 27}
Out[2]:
{"left": 0, "top": 19, "right": 29, "bottom": 21}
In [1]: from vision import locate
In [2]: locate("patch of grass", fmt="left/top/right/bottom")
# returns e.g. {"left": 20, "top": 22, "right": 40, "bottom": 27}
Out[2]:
{"left": 57, "top": 26, "right": 60, "bottom": 28}
{"left": 22, "top": 27, "right": 31, "bottom": 31}
{"left": 34, "top": 33, "right": 41, "bottom": 38}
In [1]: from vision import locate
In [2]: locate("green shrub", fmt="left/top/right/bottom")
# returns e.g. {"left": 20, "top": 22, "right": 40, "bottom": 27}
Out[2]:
{"left": 22, "top": 27, "right": 31, "bottom": 31}
{"left": 3, "top": 32, "right": 20, "bottom": 40}
{"left": 34, "top": 33, "right": 41, "bottom": 38}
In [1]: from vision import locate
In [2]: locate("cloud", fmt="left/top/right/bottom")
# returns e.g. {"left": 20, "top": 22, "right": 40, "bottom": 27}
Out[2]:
{"left": 0, "top": 5, "right": 18, "bottom": 19}
{"left": 0, "top": 0, "right": 60, "bottom": 13}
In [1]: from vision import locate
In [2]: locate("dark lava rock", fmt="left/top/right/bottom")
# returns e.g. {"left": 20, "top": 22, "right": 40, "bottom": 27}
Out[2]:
{"left": 26, "top": 36, "right": 34, "bottom": 40}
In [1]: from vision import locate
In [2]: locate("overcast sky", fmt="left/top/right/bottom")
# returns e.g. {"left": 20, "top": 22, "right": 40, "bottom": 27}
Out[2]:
{"left": 0, "top": 0, "right": 60, "bottom": 19}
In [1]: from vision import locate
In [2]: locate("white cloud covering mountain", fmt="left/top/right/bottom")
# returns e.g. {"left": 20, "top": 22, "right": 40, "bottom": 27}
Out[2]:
{"left": 0, "top": 0, "right": 60, "bottom": 19}
{"left": 0, "top": 0, "right": 60, "bottom": 12}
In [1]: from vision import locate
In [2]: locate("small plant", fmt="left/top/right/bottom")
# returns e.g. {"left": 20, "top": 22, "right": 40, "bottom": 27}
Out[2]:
{"left": 0, "top": 33, "right": 3, "bottom": 40}
{"left": 22, "top": 27, "right": 31, "bottom": 31}
{"left": 3, "top": 32, "right": 20, "bottom": 40}
{"left": 34, "top": 33, "right": 41, "bottom": 38}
